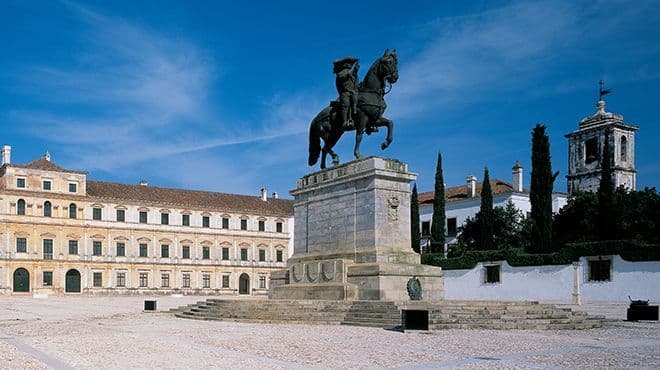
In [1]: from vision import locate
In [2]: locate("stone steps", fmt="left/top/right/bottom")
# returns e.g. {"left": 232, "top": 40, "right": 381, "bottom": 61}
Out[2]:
{"left": 173, "top": 299, "right": 608, "bottom": 330}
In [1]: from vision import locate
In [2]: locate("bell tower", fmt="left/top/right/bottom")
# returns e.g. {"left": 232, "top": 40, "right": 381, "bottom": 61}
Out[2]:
{"left": 565, "top": 83, "right": 638, "bottom": 193}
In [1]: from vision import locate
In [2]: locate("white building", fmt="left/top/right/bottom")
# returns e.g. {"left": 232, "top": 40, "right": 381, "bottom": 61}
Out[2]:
{"left": 418, "top": 162, "right": 568, "bottom": 254}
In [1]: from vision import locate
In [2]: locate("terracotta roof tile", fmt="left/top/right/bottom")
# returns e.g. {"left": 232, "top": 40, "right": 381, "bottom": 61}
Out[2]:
{"left": 419, "top": 179, "right": 525, "bottom": 204}
{"left": 11, "top": 158, "right": 87, "bottom": 174}
{"left": 86, "top": 180, "right": 293, "bottom": 216}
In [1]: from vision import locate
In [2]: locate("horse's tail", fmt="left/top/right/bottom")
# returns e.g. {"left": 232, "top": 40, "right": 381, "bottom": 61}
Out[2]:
{"left": 308, "top": 116, "right": 321, "bottom": 166}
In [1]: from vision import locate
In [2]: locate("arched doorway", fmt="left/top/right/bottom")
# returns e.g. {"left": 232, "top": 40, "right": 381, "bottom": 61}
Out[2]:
{"left": 238, "top": 273, "right": 250, "bottom": 295}
{"left": 13, "top": 268, "right": 30, "bottom": 292}
{"left": 65, "top": 269, "right": 81, "bottom": 293}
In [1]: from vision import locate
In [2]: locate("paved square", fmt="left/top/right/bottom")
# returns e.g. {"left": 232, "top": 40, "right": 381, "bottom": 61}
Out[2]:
{"left": 0, "top": 296, "right": 658, "bottom": 369}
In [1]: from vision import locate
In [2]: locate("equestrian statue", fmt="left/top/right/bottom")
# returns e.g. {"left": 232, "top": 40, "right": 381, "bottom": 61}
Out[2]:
{"left": 308, "top": 49, "right": 399, "bottom": 169}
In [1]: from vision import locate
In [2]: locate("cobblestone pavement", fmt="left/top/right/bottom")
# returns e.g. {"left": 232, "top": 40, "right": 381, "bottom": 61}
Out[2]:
{"left": 0, "top": 296, "right": 658, "bottom": 369}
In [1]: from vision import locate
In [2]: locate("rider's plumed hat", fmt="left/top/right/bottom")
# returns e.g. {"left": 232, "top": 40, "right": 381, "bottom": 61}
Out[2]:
{"left": 333, "top": 56, "right": 359, "bottom": 73}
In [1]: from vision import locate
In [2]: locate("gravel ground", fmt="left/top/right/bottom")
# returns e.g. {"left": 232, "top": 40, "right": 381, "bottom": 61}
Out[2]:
{"left": 0, "top": 296, "right": 658, "bottom": 369}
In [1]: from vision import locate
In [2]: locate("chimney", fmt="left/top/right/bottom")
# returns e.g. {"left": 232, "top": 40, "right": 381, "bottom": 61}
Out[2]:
{"left": 512, "top": 160, "right": 523, "bottom": 192}
{"left": 139, "top": 180, "right": 148, "bottom": 187}
{"left": 260, "top": 187, "right": 267, "bottom": 201}
{"left": 272, "top": 192, "right": 279, "bottom": 199}
{"left": 466, "top": 175, "right": 477, "bottom": 198}
{"left": 44, "top": 150, "right": 51, "bottom": 162}
{"left": 1, "top": 145, "right": 10, "bottom": 165}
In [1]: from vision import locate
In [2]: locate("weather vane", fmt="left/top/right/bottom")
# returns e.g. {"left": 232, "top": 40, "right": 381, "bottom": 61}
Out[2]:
{"left": 599, "top": 80, "right": 612, "bottom": 101}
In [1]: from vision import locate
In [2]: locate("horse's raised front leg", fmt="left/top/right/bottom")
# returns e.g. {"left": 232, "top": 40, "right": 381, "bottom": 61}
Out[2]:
{"left": 377, "top": 117, "right": 393, "bottom": 150}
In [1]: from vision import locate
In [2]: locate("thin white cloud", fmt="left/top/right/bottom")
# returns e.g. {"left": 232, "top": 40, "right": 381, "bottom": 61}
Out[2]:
{"left": 9, "top": 2, "right": 311, "bottom": 174}
{"left": 389, "top": 0, "right": 660, "bottom": 119}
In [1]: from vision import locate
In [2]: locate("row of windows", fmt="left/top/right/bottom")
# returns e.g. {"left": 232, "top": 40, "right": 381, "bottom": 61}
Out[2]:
{"left": 421, "top": 217, "right": 458, "bottom": 237}
{"left": 39, "top": 271, "right": 265, "bottom": 289}
{"left": 16, "top": 178, "right": 77, "bottom": 193}
{"left": 13, "top": 200, "right": 284, "bottom": 232}
{"left": 15, "top": 237, "right": 285, "bottom": 262}
{"left": 482, "top": 259, "right": 612, "bottom": 284}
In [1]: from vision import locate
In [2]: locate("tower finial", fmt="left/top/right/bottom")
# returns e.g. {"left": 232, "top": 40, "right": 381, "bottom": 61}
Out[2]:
{"left": 599, "top": 79, "right": 612, "bottom": 101}
{"left": 44, "top": 150, "right": 51, "bottom": 162}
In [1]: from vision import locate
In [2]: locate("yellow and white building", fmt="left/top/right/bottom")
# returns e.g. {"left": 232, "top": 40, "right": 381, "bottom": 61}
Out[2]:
{"left": 0, "top": 145, "right": 293, "bottom": 296}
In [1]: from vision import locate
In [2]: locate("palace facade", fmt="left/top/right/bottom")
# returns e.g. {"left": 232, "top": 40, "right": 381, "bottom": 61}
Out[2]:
{"left": 0, "top": 146, "right": 294, "bottom": 296}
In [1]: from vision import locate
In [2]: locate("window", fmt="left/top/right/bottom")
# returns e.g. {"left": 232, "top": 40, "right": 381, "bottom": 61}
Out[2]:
{"left": 182, "top": 245, "right": 190, "bottom": 259}
{"left": 161, "top": 273, "right": 170, "bottom": 288}
{"left": 68, "top": 240, "right": 78, "bottom": 255}
{"left": 182, "top": 273, "right": 191, "bottom": 288}
{"left": 139, "top": 272, "right": 148, "bottom": 287}
{"left": 139, "top": 243, "right": 148, "bottom": 257}
{"left": 259, "top": 275, "right": 266, "bottom": 289}
{"left": 259, "top": 249, "right": 266, "bottom": 262}
{"left": 240, "top": 219, "right": 248, "bottom": 230}
{"left": 17, "top": 199, "right": 26, "bottom": 215}
{"left": 202, "top": 246, "right": 210, "bottom": 260}
{"left": 222, "top": 247, "right": 229, "bottom": 260}
{"left": 117, "top": 272, "right": 126, "bottom": 287}
{"left": 276, "top": 222, "right": 283, "bottom": 233}
{"left": 222, "top": 275, "right": 230, "bottom": 288}
{"left": 588, "top": 259, "right": 612, "bottom": 282}
{"left": 93, "top": 207, "right": 102, "bottom": 220}
{"left": 44, "top": 201, "right": 52, "bottom": 217}
{"left": 43, "top": 239, "right": 53, "bottom": 260}
{"left": 93, "top": 241, "right": 102, "bottom": 256}
{"left": 222, "top": 217, "right": 229, "bottom": 229}
{"left": 93, "top": 272, "right": 102, "bottom": 287}
{"left": 202, "top": 216, "right": 210, "bottom": 228}
{"left": 43, "top": 271, "right": 53, "bottom": 286}
{"left": 16, "top": 237, "right": 27, "bottom": 253}
{"left": 116, "top": 209, "right": 125, "bottom": 222}
{"left": 43, "top": 180, "right": 51, "bottom": 190}
{"left": 276, "top": 250, "right": 283, "bottom": 262}
{"left": 447, "top": 217, "right": 457, "bottom": 237}
{"left": 161, "top": 212, "right": 169, "bottom": 225}
{"left": 139, "top": 211, "right": 148, "bottom": 224}
{"left": 421, "top": 221, "right": 431, "bottom": 236}
{"left": 258, "top": 220, "right": 265, "bottom": 232}
{"left": 620, "top": 136, "right": 628, "bottom": 162}
{"left": 585, "top": 138, "right": 598, "bottom": 164}
{"left": 116, "top": 242, "right": 125, "bottom": 257}
{"left": 485, "top": 265, "right": 500, "bottom": 284}
{"left": 240, "top": 248, "right": 248, "bottom": 261}
{"left": 69, "top": 203, "right": 77, "bottom": 219}
{"left": 202, "top": 274, "right": 211, "bottom": 288}
{"left": 182, "top": 214, "right": 190, "bottom": 226}
{"left": 68, "top": 182, "right": 77, "bottom": 193}
{"left": 161, "top": 245, "right": 169, "bottom": 258}
{"left": 17, "top": 178, "right": 26, "bottom": 188}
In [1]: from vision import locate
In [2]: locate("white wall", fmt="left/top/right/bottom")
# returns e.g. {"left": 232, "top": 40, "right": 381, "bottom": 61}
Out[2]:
{"left": 443, "top": 256, "right": 660, "bottom": 303}
{"left": 444, "top": 261, "right": 574, "bottom": 301}
{"left": 580, "top": 256, "right": 660, "bottom": 302}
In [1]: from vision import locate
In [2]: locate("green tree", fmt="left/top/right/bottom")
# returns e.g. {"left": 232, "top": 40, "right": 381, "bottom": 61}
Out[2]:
{"left": 478, "top": 167, "right": 495, "bottom": 249}
{"left": 458, "top": 201, "right": 526, "bottom": 251}
{"left": 430, "top": 151, "right": 446, "bottom": 253}
{"left": 410, "top": 183, "right": 421, "bottom": 253}
{"left": 553, "top": 191, "right": 598, "bottom": 245}
{"left": 597, "top": 133, "right": 616, "bottom": 240}
{"left": 529, "top": 124, "right": 558, "bottom": 253}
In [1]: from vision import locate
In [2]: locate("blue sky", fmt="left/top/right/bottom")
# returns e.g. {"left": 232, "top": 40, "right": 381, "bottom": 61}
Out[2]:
{"left": 1, "top": 0, "right": 658, "bottom": 197}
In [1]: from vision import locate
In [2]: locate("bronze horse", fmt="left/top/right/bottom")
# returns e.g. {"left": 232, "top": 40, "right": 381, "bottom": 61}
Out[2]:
{"left": 308, "top": 50, "right": 399, "bottom": 169}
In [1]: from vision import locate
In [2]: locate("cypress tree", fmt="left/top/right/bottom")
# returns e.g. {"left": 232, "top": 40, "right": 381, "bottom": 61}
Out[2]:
{"left": 430, "top": 151, "right": 446, "bottom": 253}
{"left": 478, "top": 167, "right": 495, "bottom": 250}
{"left": 410, "top": 183, "right": 421, "bottom": 253}
{"left": 529, "top": 124, "right": 558, "bottom": 253}
{"left": 597, "top": 132, "right": 616, "bottom": 240}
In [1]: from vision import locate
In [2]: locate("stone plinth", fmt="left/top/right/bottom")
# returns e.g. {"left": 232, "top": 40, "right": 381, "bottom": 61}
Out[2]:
{"left": 270, "top": 157, "right": 443, "bottom": 302}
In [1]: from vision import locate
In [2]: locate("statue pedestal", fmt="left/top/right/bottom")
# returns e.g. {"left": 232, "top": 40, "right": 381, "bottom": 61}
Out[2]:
{"left": 269, "top": 157, "right": 443, "bottom": 302}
